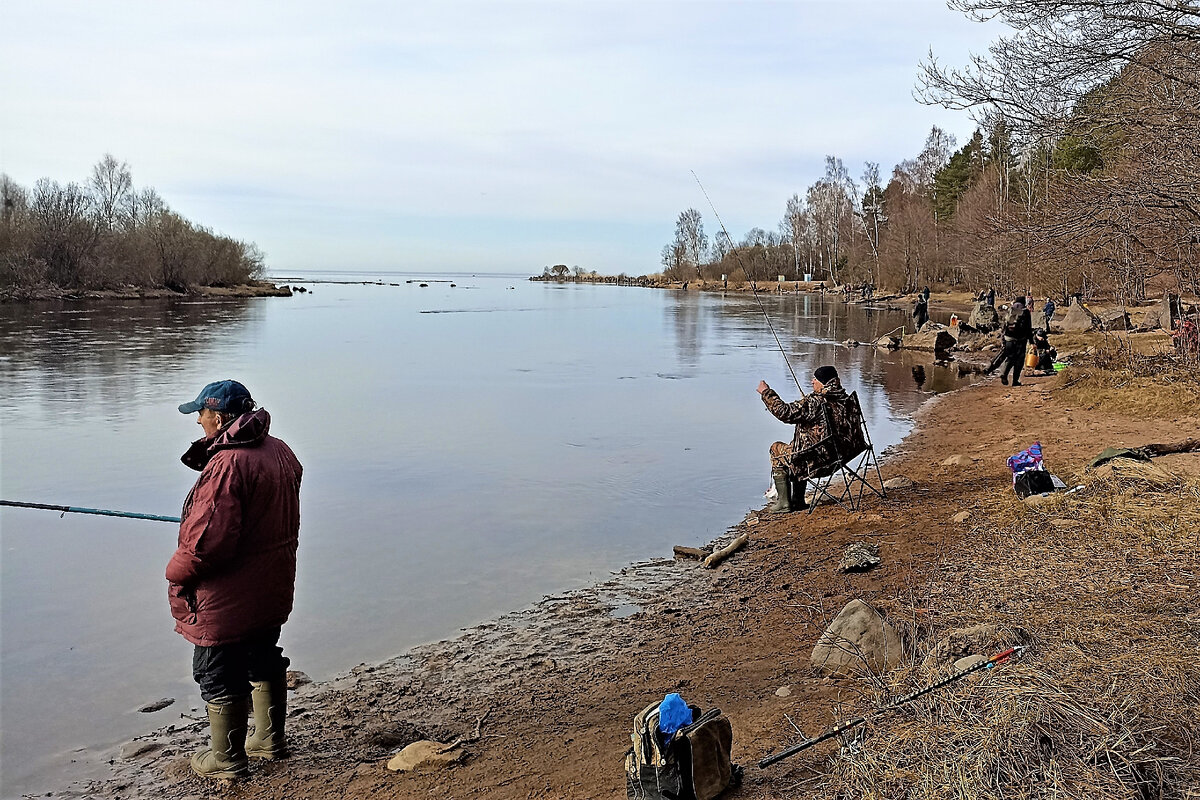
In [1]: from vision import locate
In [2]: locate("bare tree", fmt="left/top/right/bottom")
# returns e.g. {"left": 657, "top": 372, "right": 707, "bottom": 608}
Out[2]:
{"left": 672, "top": 208, "right": 709, "bottom": 277}
{"left": 89, "top": 154, "right": 133, "bottom": 231}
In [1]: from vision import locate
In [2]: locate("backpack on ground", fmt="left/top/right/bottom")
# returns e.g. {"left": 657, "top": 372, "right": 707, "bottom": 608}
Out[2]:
{"left": 625, "top": 700, "right": 740, "bottom": 800}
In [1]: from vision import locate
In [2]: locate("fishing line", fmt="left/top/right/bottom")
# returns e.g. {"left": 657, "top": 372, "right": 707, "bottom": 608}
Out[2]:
{"left": 690, "top": 170, "right": 805, "bottom": 397}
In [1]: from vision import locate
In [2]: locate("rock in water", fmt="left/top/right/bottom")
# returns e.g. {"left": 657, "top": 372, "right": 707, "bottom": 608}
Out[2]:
{"left": 811, "top": 599, "right": 904, "bottom": 676}
{"left": 386, "top": 740, "right": 465, "bottom": 772}
{"left": 901, "top": 326, "right": 957, "bottom": 352}
{"left": 137, "top": 698, "right": 174, "bottom": 713}
{"left": 838, "top": 543, "right": 881, "bottom": 573}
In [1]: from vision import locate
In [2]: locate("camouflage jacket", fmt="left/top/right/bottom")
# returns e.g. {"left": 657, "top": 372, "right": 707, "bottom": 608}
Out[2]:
{"left": 761, "top": 378, "right": 855, "bottom": 478}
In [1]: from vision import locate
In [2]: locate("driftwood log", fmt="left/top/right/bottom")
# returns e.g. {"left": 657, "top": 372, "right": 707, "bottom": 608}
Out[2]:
{"left": 703, "top": 534, "right": 749, "bottom": 569}
{"left": 1144, "top": 438, "right": 1200, "bottom": 457}
{"left": 673, "top": 545, "right": 712, "bottom": 560}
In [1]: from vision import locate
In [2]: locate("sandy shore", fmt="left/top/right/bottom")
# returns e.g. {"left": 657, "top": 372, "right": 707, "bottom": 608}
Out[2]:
{"left": 47, "top": 328, "right": 1200, "bottom": 800}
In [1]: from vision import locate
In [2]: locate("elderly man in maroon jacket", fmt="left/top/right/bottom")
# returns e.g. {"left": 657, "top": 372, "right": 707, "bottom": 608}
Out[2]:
{"left": 169, "top": 379, "right": 303, "bottom": 779}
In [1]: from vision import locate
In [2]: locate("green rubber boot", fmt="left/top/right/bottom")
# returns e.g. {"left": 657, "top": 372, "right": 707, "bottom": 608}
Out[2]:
{"left": 768, "top": 470, "right": 792, "bottom": 513}
{"left": 191, "top": 696, "right": 250, "bottom": 779}
{"left": 245, "top": 680, "right": 290, "bottom": 760}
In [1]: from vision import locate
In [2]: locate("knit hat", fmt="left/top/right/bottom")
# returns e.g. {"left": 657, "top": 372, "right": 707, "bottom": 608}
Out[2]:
{"left": 814, "top": 365, "right": 839, "bottom": 383}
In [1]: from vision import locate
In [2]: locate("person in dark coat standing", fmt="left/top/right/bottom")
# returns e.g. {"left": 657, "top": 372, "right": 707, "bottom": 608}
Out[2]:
{"left": 912, "top": 295, "right": 929, "bottom": 331}
{"left": 986, "top": 287, "right": 996, "bottom": 307}
{"left": 994, "top": 300, "right": 1033, "bottom": 385}
{"left": 1043, "top": 298, "right": 1056, "bottom": 327}
{"left": 169, "top": 380, "right": 303, "bottom": 779}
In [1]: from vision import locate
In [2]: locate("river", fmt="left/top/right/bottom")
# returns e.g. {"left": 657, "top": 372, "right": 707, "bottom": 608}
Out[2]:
{"left": 0, "top": 273, "right": 964, "bottom": 797}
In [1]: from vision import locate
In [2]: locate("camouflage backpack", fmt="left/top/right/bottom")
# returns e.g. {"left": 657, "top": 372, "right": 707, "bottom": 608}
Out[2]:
{"left": 624, "top": 700, "right": 740, "bottom": 800}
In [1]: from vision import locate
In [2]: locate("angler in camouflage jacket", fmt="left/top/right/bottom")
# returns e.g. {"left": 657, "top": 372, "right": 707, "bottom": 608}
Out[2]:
{"left": 758, "top": 365, "right": 857, "bottom": 512}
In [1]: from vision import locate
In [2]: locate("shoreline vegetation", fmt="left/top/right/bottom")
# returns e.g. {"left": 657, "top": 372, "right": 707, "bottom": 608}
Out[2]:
{"left": 0, "top": 155, "right": 282, "bottom": 303}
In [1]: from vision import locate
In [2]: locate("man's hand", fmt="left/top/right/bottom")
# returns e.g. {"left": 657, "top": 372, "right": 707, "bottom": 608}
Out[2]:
{"left": 757, "top": 380, "right": 769, "bottom": 395}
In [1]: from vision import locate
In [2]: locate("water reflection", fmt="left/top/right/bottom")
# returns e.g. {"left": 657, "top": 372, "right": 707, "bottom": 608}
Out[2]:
{"left": 0, "top": 299, "right": 262, "bottom": 423}
{"left": 0, "top": 278, "right": 973, "bottom": 798}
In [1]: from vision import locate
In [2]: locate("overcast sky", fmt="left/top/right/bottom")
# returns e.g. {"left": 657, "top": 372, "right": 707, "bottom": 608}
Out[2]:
{"left": 1, "top": 1, "right": 1002, "bottom": 275}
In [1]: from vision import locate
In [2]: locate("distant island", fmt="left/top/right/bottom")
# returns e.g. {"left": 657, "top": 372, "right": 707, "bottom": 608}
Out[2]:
{"left": 0, "top": 154, "right": 288, "bottom": 302}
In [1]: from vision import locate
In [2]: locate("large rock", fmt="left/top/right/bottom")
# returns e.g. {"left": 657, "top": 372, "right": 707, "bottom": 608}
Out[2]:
{"left": 882, "top": 476, "right": 913, "bottom": 490}
{"left": 902, "top": 325, "right": 957, "bottom": 352}
{"left": 1058, "top": 303, "right": 1098, "bottom": 332}
{"left": 967, "top": 302, "right": 999, "bottom": 331}
{"left": 386, "top": 740, "right": 465, "bottom": 772}
{"left": 1030, "top": 310, "right": 1048, "bottom": 330}
{"left": 811, "top": 599, "right": 904, "bottom": 676}
{"left": 1096, "top": 308, "right": 1131, "bottom": 331}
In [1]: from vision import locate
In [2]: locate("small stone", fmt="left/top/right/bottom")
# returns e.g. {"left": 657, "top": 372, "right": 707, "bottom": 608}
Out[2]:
{"left": 286, "top": 670, "right": 312, "bottom": 690}
{"left": 386, "top": 740, "right": 465, "bottom": 772}
{"left": 1023, "top": 493, "right": 1057, "bottom": 509}
{"left": 952, "top": 511, "right": 971, "bottom": 524}
{"left": 138, "top": 698, "right": 174, "bottom": 713}
{"left": 1049, "top": 518, "right": 1078, "bottom": 529}
{"left": 775, "top": 685, "right": 793, "bottom": 698}
{"left": 941, "top": 455, "right": 972, "bottom": 466}
{"left": 838, "top": 543, "right": 881, "bottom": 573}
{"left": 953, "top": 654, "right": 987, "bottom": 672}
{"left": 883, "top": 476, "right": 913, "bottom": 490}
{"left": 119, "top": 741, "right": 164, "bottom": 760}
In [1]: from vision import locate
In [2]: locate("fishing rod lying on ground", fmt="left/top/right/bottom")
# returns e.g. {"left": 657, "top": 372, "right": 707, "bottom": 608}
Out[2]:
{"left": 759, "top": 645, "right": 1028, "bottom": 768}
{"left": 691, "top": 170, "right": 806, "bottom": 398}
{"left": 0, "top": 499, "right": 181, "bottom": 524}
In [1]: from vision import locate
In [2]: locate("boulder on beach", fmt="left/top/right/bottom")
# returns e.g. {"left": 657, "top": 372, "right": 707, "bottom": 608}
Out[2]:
{"left": 883, "top": 476, "right": 913, "bottom": 490}
{"left": 1096, "top": 308, "right": 1131, "bottom": 331}
{"left": 811, "top": 599, "right": 904, "bottom": 676}
{"left": 967, "top": 302, "right": 1000, "bottom": 331}
{"left": 1059, "top": 303, "right": 1098, "bottom": 332}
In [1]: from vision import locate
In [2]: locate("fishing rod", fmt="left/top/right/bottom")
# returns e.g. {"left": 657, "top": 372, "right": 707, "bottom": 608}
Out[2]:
{"left": 691, "top": 170, "right": 805, "bottom": 397}
{"left": 0, "top": 500, "right": 181, "bottom": 524}
{"left": 759, "top": 645, "right": 1028, "bottom": 768}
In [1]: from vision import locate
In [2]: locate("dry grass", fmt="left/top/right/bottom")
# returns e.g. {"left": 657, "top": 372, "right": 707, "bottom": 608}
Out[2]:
{"left": 1054, "top": 334, "right": 1200, "bottom": 418}
{"left": 808, "top": 475, "right": 1200, "bottom": 799}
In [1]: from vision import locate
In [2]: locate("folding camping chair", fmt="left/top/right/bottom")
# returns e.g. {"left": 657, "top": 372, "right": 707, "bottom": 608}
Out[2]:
{"left": 837, "top": 392, "right": 887, "bottom": 509}
{"left": 794, "top": 391, "right": 887, "bottom": 513}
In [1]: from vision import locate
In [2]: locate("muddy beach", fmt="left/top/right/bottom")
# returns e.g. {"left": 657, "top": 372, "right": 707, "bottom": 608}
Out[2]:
{"left": 51, "top": 325, "right": 1200, "bottom": 798}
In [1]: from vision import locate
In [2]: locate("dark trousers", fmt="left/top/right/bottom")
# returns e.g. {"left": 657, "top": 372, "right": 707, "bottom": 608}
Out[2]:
{"left": 999, "top": 339, "right": 1027, "bottom": 383}
{"left": 192, "top": 627, "right": 289, "bottom": 702}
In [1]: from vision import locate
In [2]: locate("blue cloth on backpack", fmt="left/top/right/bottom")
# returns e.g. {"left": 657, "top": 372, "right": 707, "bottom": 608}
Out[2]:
{"left": 658, "top": 693, "right": 692, "bottom": 738}
{"left": 1007, "top": 441, "right": 1043, "bottom": 476}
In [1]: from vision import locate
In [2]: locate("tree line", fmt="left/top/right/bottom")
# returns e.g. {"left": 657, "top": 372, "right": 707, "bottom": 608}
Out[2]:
{"left": 1, "top": 155, "right": 265, "bottom": 292}
{"left": 662, "top": 0, "right": 1199, "bottom": 304}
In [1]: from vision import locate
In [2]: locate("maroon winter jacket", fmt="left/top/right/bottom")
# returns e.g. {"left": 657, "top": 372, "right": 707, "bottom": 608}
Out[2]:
{"left": 166, "top": 408, "right": 303, "bottom": 646}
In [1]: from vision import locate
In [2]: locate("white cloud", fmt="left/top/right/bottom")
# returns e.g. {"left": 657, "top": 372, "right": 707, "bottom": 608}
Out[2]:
{"left": 1, "top": 0, "right": 1004, "bottom": 272}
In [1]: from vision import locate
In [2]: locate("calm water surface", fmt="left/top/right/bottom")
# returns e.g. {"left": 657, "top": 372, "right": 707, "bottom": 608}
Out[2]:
{"left": 0, "top": 273, "right": 966, "bottom": 796}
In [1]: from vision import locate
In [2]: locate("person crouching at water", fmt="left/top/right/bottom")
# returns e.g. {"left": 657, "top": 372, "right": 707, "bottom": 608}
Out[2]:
{"left": 757, "top": 365, "right": 849, "bottom": 513}
{"left": 168, "top": 380, "right": 303, "bottom": 779}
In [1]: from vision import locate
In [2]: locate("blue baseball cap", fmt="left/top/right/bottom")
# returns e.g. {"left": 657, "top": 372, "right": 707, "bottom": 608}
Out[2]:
{"left": 178, "top": 380, "right": 253, "bottom": 414}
